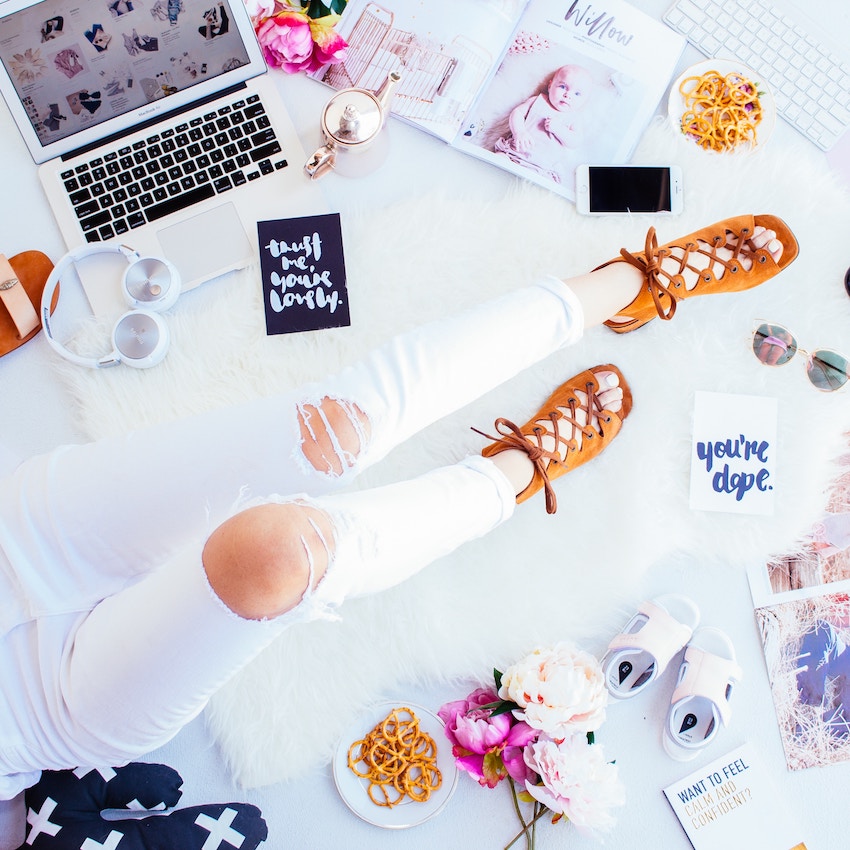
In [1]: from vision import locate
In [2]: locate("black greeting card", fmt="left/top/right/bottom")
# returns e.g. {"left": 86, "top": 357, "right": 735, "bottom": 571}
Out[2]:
{"left": 257, "top": 213, "right": 350, "bottom": 336}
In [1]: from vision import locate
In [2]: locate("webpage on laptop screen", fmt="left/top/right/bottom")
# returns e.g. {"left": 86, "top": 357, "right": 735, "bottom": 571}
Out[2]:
{"left": 0, "top": 0, "right": 249, "bottom": 146}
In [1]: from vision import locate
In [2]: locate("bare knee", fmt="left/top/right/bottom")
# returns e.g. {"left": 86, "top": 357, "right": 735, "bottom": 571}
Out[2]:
{"left": 202, "top": 501, "right": 335, "bottom": 620}
{"left": 297, "top": 397, "right": 371, "bottom": 477}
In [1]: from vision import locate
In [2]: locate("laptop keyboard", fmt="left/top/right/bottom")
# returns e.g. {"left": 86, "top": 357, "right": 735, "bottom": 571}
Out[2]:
{"left": 59, "top": 92, "right": 287, "bottom": 243}
{"left": 664, "top": 0, "right": 850, "bottom": 151}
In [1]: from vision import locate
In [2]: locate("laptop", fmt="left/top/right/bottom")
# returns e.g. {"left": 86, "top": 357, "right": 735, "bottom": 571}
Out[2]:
{"left": 0, "top": 0, "right": 326, "bottom": 316}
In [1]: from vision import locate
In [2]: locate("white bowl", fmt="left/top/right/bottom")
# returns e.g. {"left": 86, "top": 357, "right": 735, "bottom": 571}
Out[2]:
{"left": 667, "top": 59, "right": 776, "bottom": 154}
{"left": 333, "top": 701, "right": 459, "bottom": 829}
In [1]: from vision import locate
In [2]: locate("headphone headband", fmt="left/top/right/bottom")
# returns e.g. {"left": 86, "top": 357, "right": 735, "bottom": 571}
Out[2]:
{"left": 40, "top": 243, "right": 179, "bottom": 369}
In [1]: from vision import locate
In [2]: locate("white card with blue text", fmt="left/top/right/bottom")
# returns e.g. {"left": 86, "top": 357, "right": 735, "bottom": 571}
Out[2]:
{"left": 689, "top": 391, "right": 778, "bottom": 516}
{"left": 663, "top": 743, "right": 807, "bottom": 850}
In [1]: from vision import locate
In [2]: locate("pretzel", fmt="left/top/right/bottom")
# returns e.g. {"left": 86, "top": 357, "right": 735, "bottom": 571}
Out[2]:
{"left": 678, "top": 70, "right": 763, "bottom": 152}
{"left": 347, "top": 707, "right": 442, "bottom": 807}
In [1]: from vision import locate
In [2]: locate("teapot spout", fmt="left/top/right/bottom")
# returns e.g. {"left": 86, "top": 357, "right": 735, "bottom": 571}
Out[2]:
{"left": 374, "top": 70, "right": 402, "bottom": 119}
{"left": 304, "top": 142, "right": 336, "bottom": 179}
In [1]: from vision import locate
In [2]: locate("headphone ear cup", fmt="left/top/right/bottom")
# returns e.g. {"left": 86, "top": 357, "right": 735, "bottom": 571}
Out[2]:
{"left": 122, "top": 256, "right": 181, "bottom": 312}
{"left": 111, "top": 309, "right": 170, "bottom": 369}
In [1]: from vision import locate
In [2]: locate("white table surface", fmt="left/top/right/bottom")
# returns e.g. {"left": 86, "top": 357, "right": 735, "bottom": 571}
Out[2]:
{"left": 2, "top": 2, "right": 848, "bottom": 848}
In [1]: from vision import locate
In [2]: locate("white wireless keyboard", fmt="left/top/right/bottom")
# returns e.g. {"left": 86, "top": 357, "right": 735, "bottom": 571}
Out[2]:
{"left": 664, "top": 0, "right": 850, "bottom": 151}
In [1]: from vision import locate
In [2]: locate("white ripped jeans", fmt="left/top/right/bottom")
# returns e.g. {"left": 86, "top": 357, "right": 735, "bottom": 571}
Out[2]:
{"left": 0, "top": 277, "right": 584, "bottom": 796}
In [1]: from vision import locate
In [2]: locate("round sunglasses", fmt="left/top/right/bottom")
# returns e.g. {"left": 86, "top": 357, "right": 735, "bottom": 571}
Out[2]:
{"left": 752, "top": 322, "right": 849, "bottom": 392}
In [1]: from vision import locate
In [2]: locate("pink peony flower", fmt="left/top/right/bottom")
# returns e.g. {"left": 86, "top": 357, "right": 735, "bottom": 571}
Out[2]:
{"left": 498, "top": 642, "right": 608, "bottom": 739}
{"left": 255, "top": 9, "right": 346, "bottom": 74}
{"left": 523, "top": 734, "right": 625, "bottom": 837}
{"left": 308, "top": 13, "right": 348, "bottom": 66}
{"left": 438, "top": 688, "right": 538, "bottom": 788}
{"left": 244, "top": 0, "right": 277, "bottom": 20}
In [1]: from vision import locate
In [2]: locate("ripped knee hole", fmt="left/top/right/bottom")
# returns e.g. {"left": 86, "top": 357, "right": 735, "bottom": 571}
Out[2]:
{"left": 296, "top": 397, "right": 371, "bottom": 477}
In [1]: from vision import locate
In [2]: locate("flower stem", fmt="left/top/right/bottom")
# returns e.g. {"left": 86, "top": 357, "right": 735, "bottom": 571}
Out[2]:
{"left": 504, "top": 782, "right": 552, "bottom": 850}
{"left": 504, "top": 781, "right": 531, "bottom": 850}
{"left": 504, "top": 801, "right": 549, "bottom": 850}
{"left": 504, "top": 822, "right": 531, "bottom": 850}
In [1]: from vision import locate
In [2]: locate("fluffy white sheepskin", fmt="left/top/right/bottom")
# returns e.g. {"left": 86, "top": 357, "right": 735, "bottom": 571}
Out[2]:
{"left": 60, "top": 120, "right": 850, "bottom": 787}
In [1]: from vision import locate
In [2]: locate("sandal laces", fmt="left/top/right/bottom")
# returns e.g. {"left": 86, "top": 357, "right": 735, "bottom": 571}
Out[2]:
{"left": 472, "top": 381, "right": 607, "bottom": 514}
{"left": 618, "top": 226, "right": 755, "bottom": 321}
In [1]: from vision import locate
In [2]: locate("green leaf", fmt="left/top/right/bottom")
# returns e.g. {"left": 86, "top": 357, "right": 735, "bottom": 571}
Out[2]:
{"left": 304, "top": 0, "right": 343, "bottom": 17}
{"left": 517, "top": 789, "right": 536, "bottom": 804}
{"left": 586, "top": 730, "right": 595, "bottom": 745}
{"left": 489, "top": 700, "right": 520, "bottom": 717}
{"left": 494, "top": 668, "right": 503, "bottom": 690}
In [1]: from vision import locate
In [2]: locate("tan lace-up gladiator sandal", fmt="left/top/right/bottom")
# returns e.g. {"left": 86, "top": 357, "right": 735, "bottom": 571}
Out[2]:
{"left": 474, "top": 364, "right": 633, "bottom": 514}
{"left": 596, "top": 214, "right": 799, "bottom": 334}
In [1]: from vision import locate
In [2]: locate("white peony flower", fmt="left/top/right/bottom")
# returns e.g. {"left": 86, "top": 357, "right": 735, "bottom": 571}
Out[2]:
{"left": 524, "top": 733, "right": 625, "bottom": 836}
{"left": 243, "top": 0, "right": 277, "bottom": 20}
{"left": 498, "top": 642, "right": 607, "bottom": 738}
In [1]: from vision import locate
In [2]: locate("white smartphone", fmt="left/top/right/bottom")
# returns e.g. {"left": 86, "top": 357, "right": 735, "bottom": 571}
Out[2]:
{"left": 575, "top": 164, "right": 683, "bottom": 215}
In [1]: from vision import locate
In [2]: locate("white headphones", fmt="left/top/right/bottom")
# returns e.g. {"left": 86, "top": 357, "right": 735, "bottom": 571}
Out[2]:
{"left": 41, "top": 243, "right": 181, "bottom": 369}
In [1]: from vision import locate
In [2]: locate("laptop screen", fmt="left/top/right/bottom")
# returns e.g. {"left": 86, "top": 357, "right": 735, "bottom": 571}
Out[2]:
{"left": 0, "top": 0, "right": 260, "bottom": 161}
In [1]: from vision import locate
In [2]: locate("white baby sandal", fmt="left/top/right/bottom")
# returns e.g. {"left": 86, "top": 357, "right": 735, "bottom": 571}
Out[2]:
{"left": 663, "top": 626, "right": 743, "bottom": 760}
{"left": 601, "top": 594, "right": 700, "bottom": 699}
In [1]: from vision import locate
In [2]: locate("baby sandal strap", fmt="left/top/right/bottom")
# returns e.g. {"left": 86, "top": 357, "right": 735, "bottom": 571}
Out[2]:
{"left": 602, "top": 594, "right": 700, "bottom": 700}
{"left": 663, "top": 626, "right": 743, "bottom": 761}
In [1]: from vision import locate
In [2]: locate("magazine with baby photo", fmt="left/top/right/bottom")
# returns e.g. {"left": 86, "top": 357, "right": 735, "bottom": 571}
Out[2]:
{"left": 311, "top": 0, "right": 686, "bottom": 202}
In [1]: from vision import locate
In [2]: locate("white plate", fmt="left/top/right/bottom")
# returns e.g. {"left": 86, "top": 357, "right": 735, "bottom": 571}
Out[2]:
{"left": 332, "top": 701, "right": 459, "bottom": 829}
{"left": 667, "top": 59, "right": 776, "bottom": 153}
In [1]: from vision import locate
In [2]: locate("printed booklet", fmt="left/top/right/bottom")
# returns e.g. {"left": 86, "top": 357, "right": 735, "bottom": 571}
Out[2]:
{"left": 311, "top": 0, "right": 686, "bottom": 202}
{"left": 257, "top": 212, "right": 350, "bottom": 336}
{"left": 663, "top": 743, "right": 807, "bottom": 850}
{"left": 747, "top": 450, "right": 850, "bottom": 771}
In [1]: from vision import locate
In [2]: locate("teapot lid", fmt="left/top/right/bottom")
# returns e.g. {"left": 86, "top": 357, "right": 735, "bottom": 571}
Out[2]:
{"left": 321, "top": 89, "right": 384, "bottom": 147}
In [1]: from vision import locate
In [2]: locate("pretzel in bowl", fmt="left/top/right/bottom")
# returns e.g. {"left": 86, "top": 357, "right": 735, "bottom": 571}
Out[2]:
{"left": 679, "top": 69, "right": 763, "bottom": 152}
{"left": 347, "top": 706, "right": 442, "bottom": 808}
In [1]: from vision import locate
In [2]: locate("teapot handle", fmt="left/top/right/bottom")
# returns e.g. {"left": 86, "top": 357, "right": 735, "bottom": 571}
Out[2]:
{"left": 304, "top": 143, "right": 336, "bottom": 179}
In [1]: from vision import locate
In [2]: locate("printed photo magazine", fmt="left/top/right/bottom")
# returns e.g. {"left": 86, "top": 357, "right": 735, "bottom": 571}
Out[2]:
{"left": 748, "top": 449, "right": 850, "bottom": 771}
{"left": 311, "top": 0, "right": 687, "bottom": 201}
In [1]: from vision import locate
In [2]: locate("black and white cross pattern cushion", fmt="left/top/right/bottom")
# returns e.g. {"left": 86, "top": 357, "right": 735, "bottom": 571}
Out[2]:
{"left": 22, "top": 762, "right": 268, "bottom": 849}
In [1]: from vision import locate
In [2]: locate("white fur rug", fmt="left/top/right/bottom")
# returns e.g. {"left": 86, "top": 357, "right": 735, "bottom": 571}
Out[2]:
{"left": 60, "top": 119, "right": 850, "bottom": 788}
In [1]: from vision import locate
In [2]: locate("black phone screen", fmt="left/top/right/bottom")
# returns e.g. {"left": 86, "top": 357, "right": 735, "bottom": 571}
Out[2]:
{"left": 588, "top": 166, "right": 672, "bottom": 213}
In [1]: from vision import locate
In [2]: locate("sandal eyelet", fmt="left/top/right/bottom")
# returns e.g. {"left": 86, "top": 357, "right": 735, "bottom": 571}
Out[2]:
{"left": 758, "top": 255, "right": 767, "bottom": 264}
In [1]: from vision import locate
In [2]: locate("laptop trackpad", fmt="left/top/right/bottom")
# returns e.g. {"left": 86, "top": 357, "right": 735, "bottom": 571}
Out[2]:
{"left": 157, "top": 202, "right": 253, "bottom": 287}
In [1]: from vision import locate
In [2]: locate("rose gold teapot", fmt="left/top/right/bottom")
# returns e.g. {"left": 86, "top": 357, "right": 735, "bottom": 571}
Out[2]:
{"left": 304, "top": 71, "right": 402, "bottom": 179}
